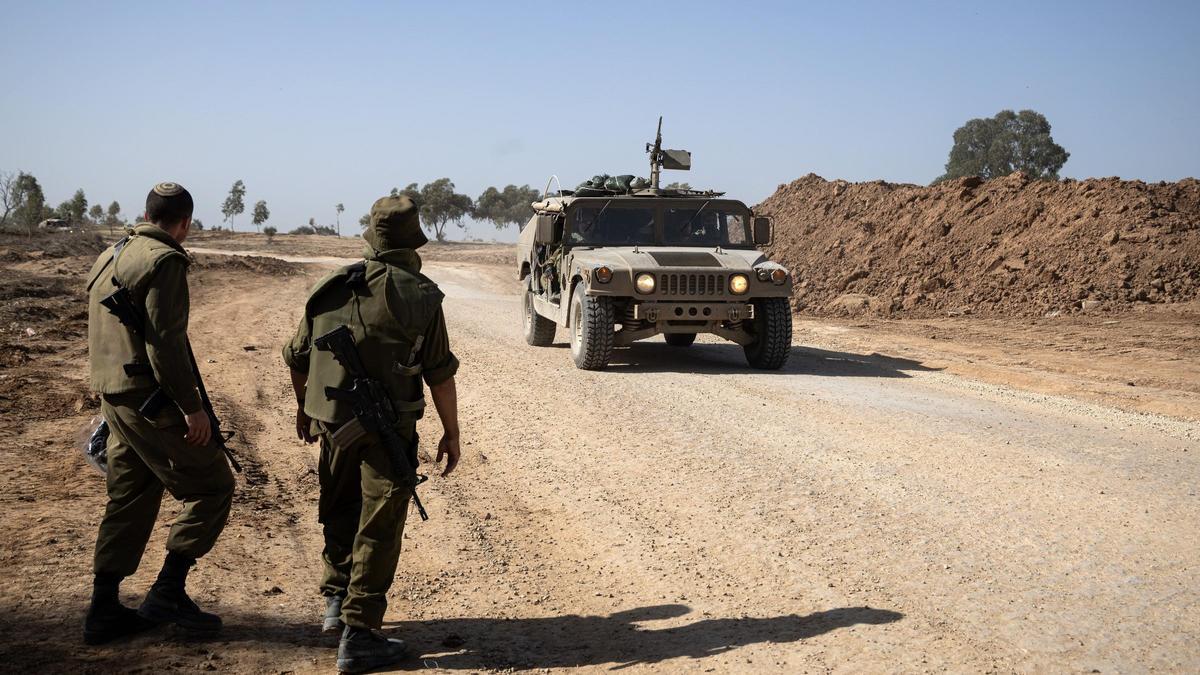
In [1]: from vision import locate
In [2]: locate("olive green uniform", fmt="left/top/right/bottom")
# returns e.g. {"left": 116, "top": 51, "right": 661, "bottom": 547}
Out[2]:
{"left": 283, "top": 247, "right": 458, "bottom": 629}
{"left": 86, "top": 224, "right": 234, "bottom": 578}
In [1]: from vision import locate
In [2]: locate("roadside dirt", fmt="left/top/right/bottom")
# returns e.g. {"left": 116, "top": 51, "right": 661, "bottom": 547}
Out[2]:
{"left": 1, "top": 233, "right": 1197, "bottom": 673}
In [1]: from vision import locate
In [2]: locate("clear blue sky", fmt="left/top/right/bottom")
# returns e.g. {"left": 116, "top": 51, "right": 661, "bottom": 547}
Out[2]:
{"left": 2, "top": 0, "right": 1197, "bottom": 241}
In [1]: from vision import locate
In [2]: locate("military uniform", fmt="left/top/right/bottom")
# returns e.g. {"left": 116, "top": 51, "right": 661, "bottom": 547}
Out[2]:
{"left": 87, "top": 223, "right": 234, "bottom": 578}
{"left": 283, "top": 204, "right": 458, "bottom": 631}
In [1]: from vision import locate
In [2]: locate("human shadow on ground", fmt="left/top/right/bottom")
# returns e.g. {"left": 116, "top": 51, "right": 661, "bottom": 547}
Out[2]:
{"left": 376, "top": 604, "right": 903, "bottom": 671}
{"left": 0, "top": 604, "right": 901, "bottom": 672}
{"left": 588, "top": 341, "right": 942, "bottom": 378}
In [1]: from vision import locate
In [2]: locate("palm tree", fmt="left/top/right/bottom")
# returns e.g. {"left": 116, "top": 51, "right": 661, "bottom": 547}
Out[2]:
{"left": 335, "top": 203, "right": 344, "bottom": 237}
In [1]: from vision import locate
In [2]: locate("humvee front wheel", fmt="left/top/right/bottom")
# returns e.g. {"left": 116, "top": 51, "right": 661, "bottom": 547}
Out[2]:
{"left": 743, "top": 298, "right": 792, "bottom": 370}
{"left": 664, "top": 333, "right": 697, "bottom": 347}
{"left": 569, "top": 290, "right": 614, "bottom": 370}
{"left": 523, "top": 290, "right": 556, "bottom": 346}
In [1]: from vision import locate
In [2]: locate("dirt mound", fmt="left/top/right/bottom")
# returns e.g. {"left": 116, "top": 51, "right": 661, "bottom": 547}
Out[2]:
{"left": 0, "top": 232, "right": 109, "bottom": 261}
{"left": 758, "top": 173, "right": 1200, "bottom": 317}
{"left": 192, "top": 253, "right": 303, "bottom": 276}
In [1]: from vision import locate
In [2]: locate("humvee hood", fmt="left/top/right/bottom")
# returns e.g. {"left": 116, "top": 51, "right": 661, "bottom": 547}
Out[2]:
{"left": 573, "top": 246, "right": 767, "bottom": 271}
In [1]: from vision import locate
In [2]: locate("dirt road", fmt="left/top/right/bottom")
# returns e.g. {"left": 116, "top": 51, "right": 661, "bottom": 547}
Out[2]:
{"left": 3, "top": 248, "right": 1198, "bottom": 673}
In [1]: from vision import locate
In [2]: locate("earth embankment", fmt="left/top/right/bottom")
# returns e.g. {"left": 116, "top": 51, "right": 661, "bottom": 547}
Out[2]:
{"left": 759, "top": 172, "right": 1200, "bottom": 318}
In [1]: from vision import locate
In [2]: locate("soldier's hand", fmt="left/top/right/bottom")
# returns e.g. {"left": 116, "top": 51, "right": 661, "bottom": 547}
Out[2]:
{"left": 436, "top": 433, "right": 460, "bottom": 477}
{"left": 296, "top": 407, "right": 315, "bottom": 444}
{"left": 184, "top": 410, "right": 212, "bottom": 446}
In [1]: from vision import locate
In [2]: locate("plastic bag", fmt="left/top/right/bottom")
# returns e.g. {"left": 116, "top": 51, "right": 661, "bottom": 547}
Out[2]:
{"left": 77, "top": 415, "right": 110, "bottom": 474}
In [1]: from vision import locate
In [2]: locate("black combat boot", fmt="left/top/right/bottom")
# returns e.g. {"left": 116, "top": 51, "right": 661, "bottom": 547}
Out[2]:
{"left": 336, "top": 625, "right": 407, "bottom": 673}
{"left": 83, "top": 573, "right": 159, "bottom": 645}
{"left": 323, "top": 595, "right": 345, "bottom": 633}
{"left": 137, "top": 552, "right": 222, "bottom": 634}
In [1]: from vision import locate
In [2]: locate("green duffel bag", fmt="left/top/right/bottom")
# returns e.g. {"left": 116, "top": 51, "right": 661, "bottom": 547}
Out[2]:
{"left": 604, "top": 175, "right": 635, "bottom": 192}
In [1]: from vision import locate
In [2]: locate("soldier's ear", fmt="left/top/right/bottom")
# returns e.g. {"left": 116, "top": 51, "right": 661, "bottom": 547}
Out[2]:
{"left": 171, "top": 216, "right": 193, "bottom": 243}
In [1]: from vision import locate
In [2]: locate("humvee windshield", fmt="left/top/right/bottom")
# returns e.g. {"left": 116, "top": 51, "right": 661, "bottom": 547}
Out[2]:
{"left": 570, "top": 206, "right": 655, "bottom": 246}
{"left": 568, "top": 202, "right": 752, "bottom": 247}
{"left": 663, "top": 207, "right": 749, "bottom": 246}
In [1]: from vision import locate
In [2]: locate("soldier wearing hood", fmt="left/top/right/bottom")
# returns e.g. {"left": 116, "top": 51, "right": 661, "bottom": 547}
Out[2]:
{"left": 282, "top": 194, "right": 461, "bottom": 673}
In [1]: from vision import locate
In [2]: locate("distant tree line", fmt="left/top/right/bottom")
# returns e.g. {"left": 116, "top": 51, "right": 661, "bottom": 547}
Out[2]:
{"left": 1, "top": 172, "right": 544, "bottom": 241}
{"left": 0, "top": 170, "right": 127, "bottom": 234}
{"left": 355, "top": 180, "right": 540, "bottom": 242}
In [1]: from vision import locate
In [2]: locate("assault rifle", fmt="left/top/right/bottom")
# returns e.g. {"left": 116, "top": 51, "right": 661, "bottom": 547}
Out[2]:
{"left": 99, "top": 280, "right": 241, "bottom": 473}
{"left": 314, "top": 324, "right": 429, "bottom": 521}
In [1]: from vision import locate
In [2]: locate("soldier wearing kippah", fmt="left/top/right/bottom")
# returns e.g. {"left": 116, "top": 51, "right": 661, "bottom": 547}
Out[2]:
{"left": 283, "top": 194, "right": 461, "bottom": 673}
{"left": 83, "top": 182, "right": 235, "bottom": 644}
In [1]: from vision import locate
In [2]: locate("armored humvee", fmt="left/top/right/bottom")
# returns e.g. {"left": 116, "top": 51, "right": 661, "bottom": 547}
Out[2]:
{"left": 517, "top": 119, "right": 793, "bottom": 371}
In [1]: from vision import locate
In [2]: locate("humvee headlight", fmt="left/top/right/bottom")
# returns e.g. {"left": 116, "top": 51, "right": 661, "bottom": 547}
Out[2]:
{"left": 636, "top": 273, "right": 656, "bottom": 294}
{"left": 729, "top": 274, "right": 749, "bottom": 295}
{"left": 595, "top": 266, "right": 613, "bottom": 284}
{"left": 770, "top": 268, "right": 788, "bottom": 285}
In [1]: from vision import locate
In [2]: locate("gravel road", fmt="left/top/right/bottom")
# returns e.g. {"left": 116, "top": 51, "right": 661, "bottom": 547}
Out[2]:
{"left": 4, "top": 252, "right": 1197, "bottom": 673}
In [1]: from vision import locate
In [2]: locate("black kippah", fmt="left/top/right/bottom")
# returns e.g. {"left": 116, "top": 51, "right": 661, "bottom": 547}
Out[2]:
{"left": 153, "top": 182, "right": 183, "bottom": 197}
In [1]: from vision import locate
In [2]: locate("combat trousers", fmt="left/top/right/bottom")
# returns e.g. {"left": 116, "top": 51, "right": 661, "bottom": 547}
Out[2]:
{"left": 317, "top": 426, "right": 412, "bottom": 629}
{"left": 94, "top": 391, "right": 235, "bottom": 577}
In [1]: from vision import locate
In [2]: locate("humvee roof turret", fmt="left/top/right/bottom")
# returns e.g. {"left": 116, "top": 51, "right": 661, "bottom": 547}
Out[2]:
{"left": 516, "top": 118, "right": 793, "bottom": 370}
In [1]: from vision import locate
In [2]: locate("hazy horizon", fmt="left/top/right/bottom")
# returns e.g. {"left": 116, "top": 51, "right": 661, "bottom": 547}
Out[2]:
{"left": 3, "top": 0, "right": 1197, "bottom": 242}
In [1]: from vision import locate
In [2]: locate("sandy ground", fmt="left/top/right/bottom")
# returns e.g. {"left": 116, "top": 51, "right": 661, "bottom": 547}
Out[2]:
{"left": 1, "top": 238, "right": 1198, "bottom": 673}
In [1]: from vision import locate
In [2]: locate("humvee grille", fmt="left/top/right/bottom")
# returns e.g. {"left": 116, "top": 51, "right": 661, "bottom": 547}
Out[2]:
{"left": 659, "top": 273, "right": 726, "bottom": 297}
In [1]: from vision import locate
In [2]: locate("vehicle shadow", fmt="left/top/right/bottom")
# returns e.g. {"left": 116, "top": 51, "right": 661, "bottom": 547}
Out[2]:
{"left": 375, "top": 604, "right": 904, "bottom": 671}
{"left": 595, "top": 342, "right": 941, "bottom": 378}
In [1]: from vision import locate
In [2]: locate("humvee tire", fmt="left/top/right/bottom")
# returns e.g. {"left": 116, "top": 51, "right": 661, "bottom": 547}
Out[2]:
{"left": 664, "top": 333, "right": 697, "bottom": 347}
{"left": 743, "top": 297, "right": 791, "bottom": 370}
{"left": 523, "top": 290, "right": 556, "bottom": 346}
{"left": 569, "top": 290, "right": 614, "bottom": 370}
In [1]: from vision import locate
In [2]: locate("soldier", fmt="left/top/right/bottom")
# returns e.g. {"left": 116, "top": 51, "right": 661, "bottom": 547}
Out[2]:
{"left": 283, "top": 194, "right": 461, "bottom": 673}
{"left": 83, "top": 182, "right": 235, "bottom": 644}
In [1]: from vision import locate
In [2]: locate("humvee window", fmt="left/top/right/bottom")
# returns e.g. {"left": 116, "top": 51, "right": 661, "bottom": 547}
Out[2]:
{"left": 570, "top": 206, "right": 655, "bottom": 246}
{"left": 663, "top": 208, "right": 749, "bottom": 246}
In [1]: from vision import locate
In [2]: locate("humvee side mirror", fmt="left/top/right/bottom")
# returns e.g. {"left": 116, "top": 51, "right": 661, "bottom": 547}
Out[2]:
{"left": 533, "top": 214, "right": 556, "bottom": 244}
{"left": 753, "top": 216, "right": 772, "bottom": 246}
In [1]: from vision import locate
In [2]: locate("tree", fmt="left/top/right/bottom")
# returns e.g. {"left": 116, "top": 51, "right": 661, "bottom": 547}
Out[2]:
{"left": 0, "top": 171, "right": 16, "bottom": 228}
{"left": 335, "top": 202, "right": 344, "bottom": 236}
{"left": 192, "top": 218, "right": 204, "bottom": 231}
{"left": 474, "top": 184, "right": 541, "bottom": 229}
{"left": 221, "top": 179, "right": 246, "bottom": 229}
{"left": 664, "top": 181, "right": 692, "bottom": 190}
{"left": 251, "top": 199, "right": 270, "bottom": 233}
{"left": 88, "top": 203, "right": 104, "bottom": 225}
{"left": 263, "top": 225, "right": 277, "bottom": 243}
{"left": 417, "top": 178, "right": 473, "bottom": 242}
{"left": 938, "top": 109, "right": 1069, "bottom": 182}
{"left": 359, "top": 213, "right": 370, "bottom": 229}
{"left": 59, "top": 189, "right": 88, "bottom": 224}
{"left": 8, "top": 172, "right": 47, "bottom": 234}
{"left": 105, "top": 201, "right": 122, "bottom": 234}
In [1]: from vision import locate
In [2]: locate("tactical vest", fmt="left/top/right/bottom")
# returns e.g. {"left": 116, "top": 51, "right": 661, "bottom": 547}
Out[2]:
{"left": 302, "top": 256, "right": 445, "bottom": 427}
{"left": 87, "top": 228, "right": 190, "bottom": 395}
